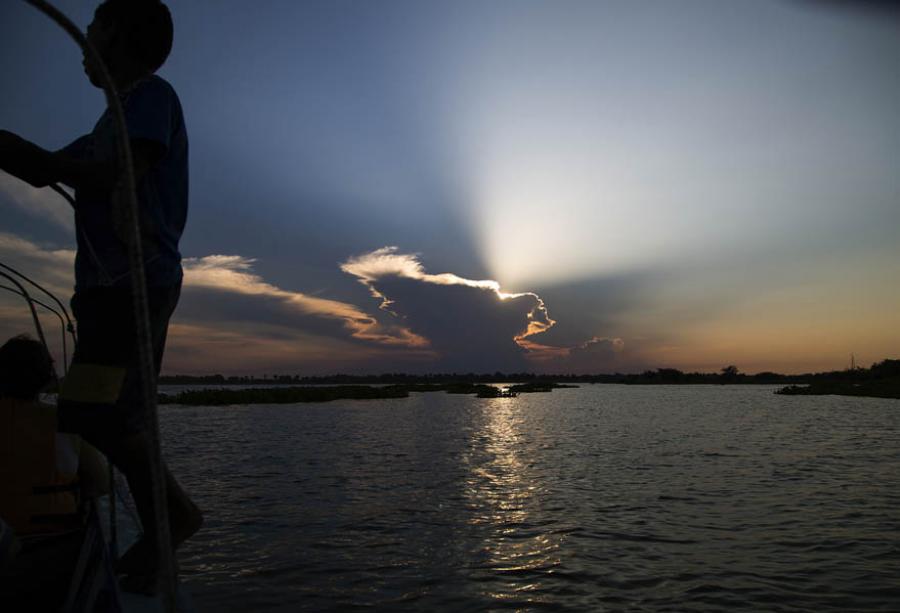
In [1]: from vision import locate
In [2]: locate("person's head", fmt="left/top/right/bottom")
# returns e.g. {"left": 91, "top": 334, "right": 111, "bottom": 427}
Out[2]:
{"left": 83, "top": 0, "right": 173, "bottom": 88}
{"left": 0, "top": 335, "right": 54, "bottom": 400}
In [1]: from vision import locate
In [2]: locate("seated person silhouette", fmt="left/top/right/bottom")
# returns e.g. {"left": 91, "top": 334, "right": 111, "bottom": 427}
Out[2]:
{"left": 0, "top": 335, "right": 110, "bottom": 610}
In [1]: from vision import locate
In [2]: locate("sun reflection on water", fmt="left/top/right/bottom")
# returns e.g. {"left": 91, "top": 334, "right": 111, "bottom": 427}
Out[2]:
{"left": 463, "top": 398, "right": 563, "bottom": 604}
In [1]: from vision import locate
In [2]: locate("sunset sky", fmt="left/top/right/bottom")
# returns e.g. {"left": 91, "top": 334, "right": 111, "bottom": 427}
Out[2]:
{"left": 1, "top": 0, "right": 898, "bottom": 375}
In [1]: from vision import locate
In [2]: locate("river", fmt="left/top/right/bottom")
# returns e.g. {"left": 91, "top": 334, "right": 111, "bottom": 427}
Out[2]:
{"left": 155, "top": 385, "right": 899, "bottom": 611}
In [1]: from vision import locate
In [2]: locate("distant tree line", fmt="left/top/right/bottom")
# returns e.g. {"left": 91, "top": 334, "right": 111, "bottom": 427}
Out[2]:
{"left": 158, "top": 359, "right": 899, "bottom": 387}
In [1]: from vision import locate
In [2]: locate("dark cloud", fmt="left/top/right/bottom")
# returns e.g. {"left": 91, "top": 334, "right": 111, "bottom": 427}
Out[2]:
{"left": 341, "top": 247, "right": 563, "bottom": 371}
{"left": 340, "top": 247, "right": 624, "bottom": 373}
{"left": 366, "top": 275, "right": 540, "bottom": 372}
{"left": 557, "top": 337, "right": 626, "bottom": 374}
{"left": 528, "top": 273, "right": 653, "bottom": 349}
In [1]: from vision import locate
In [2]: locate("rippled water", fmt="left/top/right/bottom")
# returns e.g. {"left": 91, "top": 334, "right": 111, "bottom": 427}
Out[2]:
{"left": 158, "top": 385, "right": 900, "bottom": 611}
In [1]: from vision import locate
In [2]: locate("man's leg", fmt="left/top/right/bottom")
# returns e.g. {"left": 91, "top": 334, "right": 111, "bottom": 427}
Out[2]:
{"left": 113, "top": 282, "right": 203, "bottom": 577}
{"left": 103, "top": 430, "right": 203, "bottom": 575}
{"left": 61, "top": 283, "right": 202, "bottom": 581}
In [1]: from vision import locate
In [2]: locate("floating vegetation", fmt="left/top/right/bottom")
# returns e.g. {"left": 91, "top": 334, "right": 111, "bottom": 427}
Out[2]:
{"left": 776, "top": 378, "right": 900, "bottom": 399}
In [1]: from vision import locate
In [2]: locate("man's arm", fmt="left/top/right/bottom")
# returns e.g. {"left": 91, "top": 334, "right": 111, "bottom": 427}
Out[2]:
{"left": 0, "top": 129, "right": 163, "bottom": 193}
{"left": 0, "top": 130, "right": 66, "bottom": 188}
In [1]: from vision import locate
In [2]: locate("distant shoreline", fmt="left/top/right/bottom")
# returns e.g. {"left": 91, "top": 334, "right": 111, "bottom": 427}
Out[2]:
{"left": 159, "top": 359, "right": 899, "bottom": 388}
{"left": 158, "top": 382, "right": 576, "bottom": 405}
{"left": 158, "top": 372, "right": 809, "bottom": 386}
{"left": 157, "top": 360, "right": 900, "bottom": 402}
{"left": 157, "top": 379, "right": 900, "bottom": 406}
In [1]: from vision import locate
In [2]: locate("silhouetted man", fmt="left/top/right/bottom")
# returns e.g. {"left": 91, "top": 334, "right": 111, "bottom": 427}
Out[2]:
{"left": 0, "top": 0, "right": 201, "bottom": 593}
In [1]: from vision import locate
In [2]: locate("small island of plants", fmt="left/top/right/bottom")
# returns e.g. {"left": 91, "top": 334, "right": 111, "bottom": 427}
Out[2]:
{"left": 775, "top": 359, "right": 900, "bottom": 399}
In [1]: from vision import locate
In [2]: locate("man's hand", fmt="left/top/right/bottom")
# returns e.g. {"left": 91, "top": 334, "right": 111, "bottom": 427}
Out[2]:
{"left": 0, "top": 130, "right": 60, "bottom": 188}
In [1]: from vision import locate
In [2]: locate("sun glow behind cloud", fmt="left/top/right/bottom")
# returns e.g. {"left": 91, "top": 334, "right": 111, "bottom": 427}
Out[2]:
{"left": 431, "top": 2, "right": 899, "bottom": 290}
{"left": 338, "top": 247, "right": 629, "bottom": 370}
{"left": 340, "top": 246, "right": 559, "bottom": 353}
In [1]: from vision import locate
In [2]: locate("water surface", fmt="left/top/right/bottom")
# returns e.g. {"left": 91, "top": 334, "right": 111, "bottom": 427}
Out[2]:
{"left": 159, "top": 385, "right": 900, "bottom": 611}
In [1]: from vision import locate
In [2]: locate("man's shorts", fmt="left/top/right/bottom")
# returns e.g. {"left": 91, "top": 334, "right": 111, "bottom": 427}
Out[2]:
{"left": 57, "top": 282, "right": 181, "bottom": 446}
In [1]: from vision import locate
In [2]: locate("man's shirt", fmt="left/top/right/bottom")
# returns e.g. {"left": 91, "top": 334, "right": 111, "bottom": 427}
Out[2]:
{"left": 65, "top": 75, "right": 188, "bottom": 290}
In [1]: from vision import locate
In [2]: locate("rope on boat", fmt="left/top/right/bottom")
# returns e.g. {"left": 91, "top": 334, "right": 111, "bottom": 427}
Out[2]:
{"left": 22, "top": 2, "right": 177, "bottom": 609}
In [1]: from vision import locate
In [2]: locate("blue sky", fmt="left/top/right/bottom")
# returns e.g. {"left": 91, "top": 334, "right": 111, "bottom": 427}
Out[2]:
{"left": 1, "top": 1, "right": 898, "bottom": 374}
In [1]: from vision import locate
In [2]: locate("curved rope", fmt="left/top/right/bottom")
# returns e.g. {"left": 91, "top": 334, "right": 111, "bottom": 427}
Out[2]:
{"left": 22, "top": 2, "right": 176, "bottom": 608}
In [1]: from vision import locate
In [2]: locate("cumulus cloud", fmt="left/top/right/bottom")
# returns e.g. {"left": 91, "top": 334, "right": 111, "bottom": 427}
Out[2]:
{"left": 564, "top": 336, "right": 626, "bottom": 371}
{"left": 182, "top": 255, "right": 428, "bottom": 348}
{"left": 340, "top": 247, "right": 566, "bottom": 371}
{"left": 341, "top": 246, "right": 504, "bottom": 305}
{"left": 0, "top": 233, "right": 629, "bottom": 374}
{"left": 337, "top": 247, "right": 640, "bottom": 372}
{"left": 342, "top": 247, "right": 555, "bottom": 340}
{"left": 0, "top": 235, "right": 432, "bottom": 373}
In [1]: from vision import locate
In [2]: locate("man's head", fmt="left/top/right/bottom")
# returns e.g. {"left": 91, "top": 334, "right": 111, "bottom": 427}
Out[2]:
{"left": 0, "top": 335, "right": 54, "bottom": 400}
{"left": 84, "top": 0, "right": 173, "bottom": 88}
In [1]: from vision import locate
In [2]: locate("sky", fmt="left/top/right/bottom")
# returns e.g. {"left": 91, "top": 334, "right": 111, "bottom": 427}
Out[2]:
{"left": 1, "top": 0, "right": 898, "bottom": 375}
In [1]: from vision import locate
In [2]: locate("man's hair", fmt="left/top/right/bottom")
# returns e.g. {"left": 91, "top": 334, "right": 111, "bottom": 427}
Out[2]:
{"left": 95, "top": 0, "right": 174, "bottom": 74}
{"left": 0, "top": 335, "right": 54, "bottom": 400}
